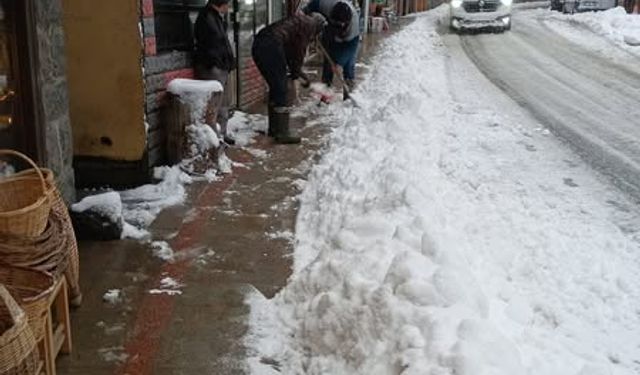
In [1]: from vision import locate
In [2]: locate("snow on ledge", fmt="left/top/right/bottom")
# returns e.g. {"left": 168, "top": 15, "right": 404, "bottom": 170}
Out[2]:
{"left": 167, "top": 78, "right": 224, "bottom": 123}
{"left": 167, "top": 78, "right": 223, "bottom": 95}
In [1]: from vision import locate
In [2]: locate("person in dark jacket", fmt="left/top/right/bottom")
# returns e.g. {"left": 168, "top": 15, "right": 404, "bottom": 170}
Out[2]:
{"left": 303, "top": 0, "right": 360, "bottom": 89}
{"left": 252, "top": 13, "right": 326, "bottom": 144}
{"left": 194, "top": 0, "right": 236, "bottom": 145}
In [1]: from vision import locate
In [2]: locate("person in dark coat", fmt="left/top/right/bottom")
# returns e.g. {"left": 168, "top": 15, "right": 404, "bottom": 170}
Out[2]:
{"left": 303, "top": 0, "right": 360, "bottom": 89}
{"left": 252, "top": 13, "right": 326, "bottom": 144}
{"left": 194, "top": 0, "right": 236, "bottom": 145}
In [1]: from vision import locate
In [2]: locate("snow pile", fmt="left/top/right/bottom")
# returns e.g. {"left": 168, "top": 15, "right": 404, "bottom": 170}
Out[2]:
{"left": 247, "top": 9, "right": 640, "bottom": 375}
{"left": 547, "top": 7, "right": 640, "bottom": 47}
{"left": 227, "top": 111, "right": 268, "bottom": 147}
{"left": 73, "top": 165, "right": 191, "bottom": 240}
{"left": 71, "top": 191, "right": 123, "bottom": 224}
{"left": 119, "top": 166, "right": 192, "bottom": 239}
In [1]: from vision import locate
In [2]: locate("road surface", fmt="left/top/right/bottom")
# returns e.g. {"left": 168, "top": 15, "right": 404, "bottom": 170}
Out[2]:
{"left": 452, "top": 8, "right": 640, "bottom": 199}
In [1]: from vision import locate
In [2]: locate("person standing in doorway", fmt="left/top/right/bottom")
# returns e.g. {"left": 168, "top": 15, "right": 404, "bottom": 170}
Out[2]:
{"left": 303, "top": 0, "right": 360, "bottom": 90}
{"left": 194, "top": 0, "right": 236, "bottom": 145}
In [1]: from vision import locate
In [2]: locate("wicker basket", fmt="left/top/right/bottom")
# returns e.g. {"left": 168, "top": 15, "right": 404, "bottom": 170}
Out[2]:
{"left": 10, "top": 168, "right": 82, "bottom": 305}
{"left": 0, "top": 266, "right": 54, "bottom": 342}
{"left": 0, "top": 150, "right": 50, "bottom": 237}
{"left": 0, "top": 212, "right": 69, "bottom": 279}
{"left": 0, "top": 285, "right": 39, "bottom": 375}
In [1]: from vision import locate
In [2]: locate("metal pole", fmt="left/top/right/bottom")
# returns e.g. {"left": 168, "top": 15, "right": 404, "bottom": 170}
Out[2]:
{"left": 363, "top": 0, "right": 370, "bottom": 33}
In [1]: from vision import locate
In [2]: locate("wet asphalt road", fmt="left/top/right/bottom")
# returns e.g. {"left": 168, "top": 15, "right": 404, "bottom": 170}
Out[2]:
{"left": 453, "top": 8, "right": 640, "bottom": 199}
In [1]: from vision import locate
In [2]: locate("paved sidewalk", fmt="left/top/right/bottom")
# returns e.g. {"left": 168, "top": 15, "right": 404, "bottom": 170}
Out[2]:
{"left": 57, "top": 26, "right": 400, "bottom": 375}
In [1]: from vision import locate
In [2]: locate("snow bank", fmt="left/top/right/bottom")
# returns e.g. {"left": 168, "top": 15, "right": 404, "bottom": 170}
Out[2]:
{"left": 247, "top": 8, "right": 640, "bottom": 375}
{"left": 545, "top": 7, "right": 640, "bottom": 47}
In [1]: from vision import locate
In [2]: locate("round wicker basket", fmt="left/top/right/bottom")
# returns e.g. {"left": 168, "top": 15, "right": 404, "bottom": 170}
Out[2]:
{"left": 0, "top": 265, "right": 55, "bottom": 342}
{"left": 0, "top": 285, "right": 39, "bottom": 375}
{"left": 0, "top": 150, "right": 50, "bottom": 237}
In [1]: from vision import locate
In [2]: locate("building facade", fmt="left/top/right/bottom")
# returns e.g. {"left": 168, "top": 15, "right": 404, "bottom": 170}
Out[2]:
{"left": 63, "top": 0, "right": 283, "bottom": 189}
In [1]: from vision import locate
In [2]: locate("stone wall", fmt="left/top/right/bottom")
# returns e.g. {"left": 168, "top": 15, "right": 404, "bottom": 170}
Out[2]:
{"left": 32, "top": 0, "right": 75, "bottom": 202}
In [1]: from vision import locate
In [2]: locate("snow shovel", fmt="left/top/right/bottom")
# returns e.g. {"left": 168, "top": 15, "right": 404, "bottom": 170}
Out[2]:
{"left": 316, "top": 39, "right": 357, "bottom": 105}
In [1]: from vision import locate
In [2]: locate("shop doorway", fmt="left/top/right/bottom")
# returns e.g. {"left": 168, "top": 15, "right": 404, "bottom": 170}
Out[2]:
{"left": 0, "top": 0, "right": 40, "bottom": 161}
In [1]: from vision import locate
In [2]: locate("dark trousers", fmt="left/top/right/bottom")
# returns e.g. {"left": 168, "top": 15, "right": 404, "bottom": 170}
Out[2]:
{"left": 322, "top": 35, "right": 359, "bottom": 84}
{"left": 252, "top": 36, "right": 288, "bottom": 107}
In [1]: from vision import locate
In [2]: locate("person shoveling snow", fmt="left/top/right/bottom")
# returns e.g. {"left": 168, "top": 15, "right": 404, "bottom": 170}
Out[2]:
{"left": 252, "top": 13, "right": 327, "bottom": 144}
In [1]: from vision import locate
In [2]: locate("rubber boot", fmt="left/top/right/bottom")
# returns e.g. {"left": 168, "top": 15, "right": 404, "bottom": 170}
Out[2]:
{"left": 267, "top": 104, "right": 277, "bottom": 137}
{"left": 273, "top": 107, "right": 301, "bottom": 144}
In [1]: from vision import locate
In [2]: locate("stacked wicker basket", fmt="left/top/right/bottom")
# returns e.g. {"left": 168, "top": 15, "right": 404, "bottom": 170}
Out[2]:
{"left": 0, "top": 150, "right": 81, "bottom": 374}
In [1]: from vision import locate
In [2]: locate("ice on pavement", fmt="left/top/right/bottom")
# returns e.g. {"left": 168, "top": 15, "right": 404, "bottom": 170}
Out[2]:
{"left": 247, "top": 7, "right": 640, "bottom": 375}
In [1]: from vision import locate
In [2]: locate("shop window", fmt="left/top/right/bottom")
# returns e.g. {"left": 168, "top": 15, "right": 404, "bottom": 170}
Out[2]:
{"left": 154, "top": 0, "right": 207, "bottom": 52}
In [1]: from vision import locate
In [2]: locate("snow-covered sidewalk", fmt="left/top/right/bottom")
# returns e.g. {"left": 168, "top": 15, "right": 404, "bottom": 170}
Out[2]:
{"left": 247, "top": 8, "right": 640, "bottom": 375}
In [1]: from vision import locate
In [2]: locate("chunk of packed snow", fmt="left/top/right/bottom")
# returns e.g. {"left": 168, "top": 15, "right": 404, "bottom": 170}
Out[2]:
{"left": 150, "top": 241, "right": 174, "bottom": 261}
{"left": 71, "top": 191, "right": 123, "bottom": 224}
{"left": 103, "top": 289, "right": 122, "bottom": 304}
{"left": 227, "top": 111, "right": 268, "bottom": 147}
{"left": 121, "top": 222, "right": 149, "bottom": 240}
{"left": 159, "top": 277, "right": 183, "bottom": 289}
{"left": 98, "top": 346, "right": 128, "bottom": 364}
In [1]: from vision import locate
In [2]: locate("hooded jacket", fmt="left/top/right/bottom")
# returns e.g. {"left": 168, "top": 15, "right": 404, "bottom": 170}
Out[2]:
{"left": 303, "top": 0, "right": 360, "bottom": 42}
{"left": 254, "top": 14, "right": 325, "bottom": 79}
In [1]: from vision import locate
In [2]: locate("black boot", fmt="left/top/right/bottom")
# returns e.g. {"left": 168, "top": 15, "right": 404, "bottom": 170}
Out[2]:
{"left": 267, "top": 104, "right": 277, "bottom": 137}
{"left": 273, "top": 107, "right": 301, "bottom": 144}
